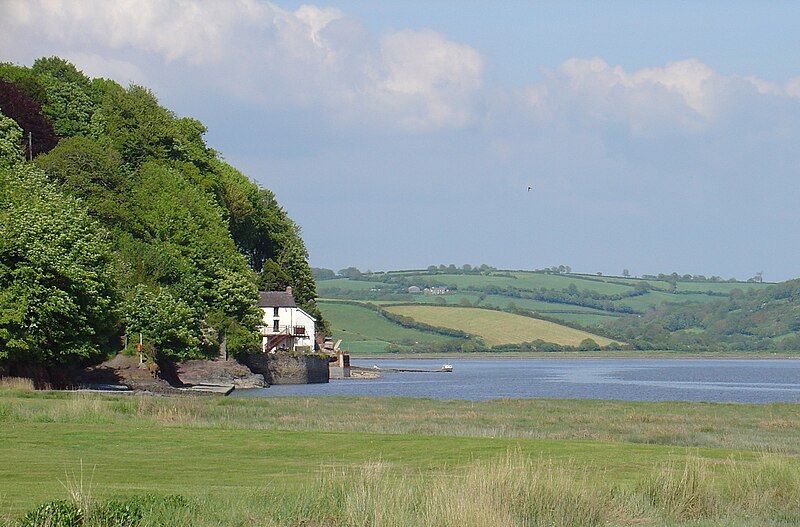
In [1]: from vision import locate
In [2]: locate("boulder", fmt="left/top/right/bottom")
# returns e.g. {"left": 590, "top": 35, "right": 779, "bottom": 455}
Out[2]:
{"left": 175, "top": 359, "right": 267, "bottom": 389}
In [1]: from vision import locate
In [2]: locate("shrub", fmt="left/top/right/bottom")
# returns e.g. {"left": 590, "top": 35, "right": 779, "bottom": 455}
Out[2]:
{"left": 19, "top": 500, "right": 83, "bottom": 527}
{"left": 88, "top": 500, "right": 142, "bottom": 527}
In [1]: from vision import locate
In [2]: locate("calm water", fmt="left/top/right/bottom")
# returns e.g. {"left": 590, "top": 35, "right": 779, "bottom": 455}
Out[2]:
{"left": 233, "top": 358, "right": 800, "bottom": 403}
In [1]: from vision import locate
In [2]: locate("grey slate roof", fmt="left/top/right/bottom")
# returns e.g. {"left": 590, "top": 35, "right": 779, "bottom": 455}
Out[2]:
{"left": 258, "top": 291, "right": 297, "bottom": 308}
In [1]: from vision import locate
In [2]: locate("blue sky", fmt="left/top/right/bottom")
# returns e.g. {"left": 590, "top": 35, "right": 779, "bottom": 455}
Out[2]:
{"left": 3, "top": 1, "right": 800, "bottom": 280}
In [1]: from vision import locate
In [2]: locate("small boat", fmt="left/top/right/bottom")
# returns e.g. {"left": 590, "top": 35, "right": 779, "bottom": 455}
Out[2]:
{"left": 441, "top": 364, "right": 453, "bottom": 372}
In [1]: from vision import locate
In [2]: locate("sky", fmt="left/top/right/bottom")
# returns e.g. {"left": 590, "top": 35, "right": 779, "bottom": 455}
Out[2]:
{"left": 3, "top": 1, "right": 800, "bottom": 281}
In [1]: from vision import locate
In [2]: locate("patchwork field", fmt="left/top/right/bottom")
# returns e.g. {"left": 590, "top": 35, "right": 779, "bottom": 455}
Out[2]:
{"left": 316, "top": 270, "right": 774, "bottom": 354}
{"left": 1, "top": 389, "right": 799, "bottom": 526}
{"left": 384, "top": 305, "right": 616, "bottom": 346}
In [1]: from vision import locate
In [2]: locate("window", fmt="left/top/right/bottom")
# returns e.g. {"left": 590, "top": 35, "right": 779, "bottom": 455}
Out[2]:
{"left": 273, "top": 307, "right": 279, "bottom": 317}
{"left": 273, "top": 320, "right": 279, "bottom": 332}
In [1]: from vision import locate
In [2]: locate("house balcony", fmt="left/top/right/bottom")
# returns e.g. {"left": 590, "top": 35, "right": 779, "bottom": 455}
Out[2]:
{"left": 259, "top": 325, "right": 308, "bottom": 337}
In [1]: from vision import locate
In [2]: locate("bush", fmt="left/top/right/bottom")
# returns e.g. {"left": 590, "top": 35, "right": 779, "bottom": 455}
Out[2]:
{"left": 19, "top": 500, "right": 83, "bottom": 527}
{"left": 88, "top": 500, "right": 142, "bottom": 527}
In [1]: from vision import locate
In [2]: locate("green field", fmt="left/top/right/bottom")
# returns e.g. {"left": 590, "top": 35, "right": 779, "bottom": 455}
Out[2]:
{"left": 384, "top": 305, "right": 616, "bottom": 346}
{"left": 316, "top": 270, "right": 780, "bottom": 354}
{"left": 1, "top": 389, "right": 799, "bottom": 526}
{"left": 319, "top": 301, "right": 453, "bottom": 353}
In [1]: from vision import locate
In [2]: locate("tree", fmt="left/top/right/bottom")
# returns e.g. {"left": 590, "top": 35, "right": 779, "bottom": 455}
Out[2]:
{"left": 123, "top": 285, "right": 199, "bottom": 359}
{"left": 311, "top": 267, "right": 336, "bottom": 281}
{"left": 578, "top": 338, "right": 601, "bottom": 351}
{"left": 0, "top": 112, "right": 23, "bottom": 167}
{"left": 34, "top": 136, "right": 131, "bottom": 227}
{"left": 338, "top": 267, "right": 362, "bottom": 279}
{"left": 258, "top": 258, "right": 292, "bottom": 291}
{"left": 39, "top": 74, "right": 94, "bottom": 137}
{"left": 277, "top": 239, "right": 317, "bottom": 306}
{"left": 0, "top": 80, "right": 58, "bottom": 157}
{"left": 0, "top": 165, "right": 119, "bottom": 366}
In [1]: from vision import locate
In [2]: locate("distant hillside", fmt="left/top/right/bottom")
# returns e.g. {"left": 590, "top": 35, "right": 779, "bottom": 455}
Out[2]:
{"left": 315, "top": 267, "right": 778, "bottom": 353}
{"left": 0, "top": 57, "right": 322, "bottom": 369}
{"left": 604, "top": 279, "right": 800, "bottom": 352}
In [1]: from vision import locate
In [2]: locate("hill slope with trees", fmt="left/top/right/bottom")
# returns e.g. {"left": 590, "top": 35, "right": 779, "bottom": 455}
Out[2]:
{"left": 603, "top": 279, "right": 800, "bottom": 352}
{"left": 0, "top": 57, "right": 323, "bottom": 373}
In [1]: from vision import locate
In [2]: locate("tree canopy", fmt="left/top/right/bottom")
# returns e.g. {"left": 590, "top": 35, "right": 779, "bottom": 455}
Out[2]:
{"left": 0, "top": 57, "right": 323, "bottom": 366}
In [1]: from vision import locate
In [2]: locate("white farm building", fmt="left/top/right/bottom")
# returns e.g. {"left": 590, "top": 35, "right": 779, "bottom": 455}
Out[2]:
{"left": 258, "top": 287, "right": 316, "bottom": 353}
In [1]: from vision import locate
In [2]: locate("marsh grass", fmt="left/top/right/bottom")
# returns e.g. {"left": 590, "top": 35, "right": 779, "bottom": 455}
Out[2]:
{"left": 1, "top": 391, "right": 798, "bottom": 454}
{"left": 0, "top": 378, "right": 34, "bottom": 391}
{"left": 2, "top": 390, "right": 800, "bottom": 525}
{"left": 12, "top": 454, "right": 800, "bottom": 526}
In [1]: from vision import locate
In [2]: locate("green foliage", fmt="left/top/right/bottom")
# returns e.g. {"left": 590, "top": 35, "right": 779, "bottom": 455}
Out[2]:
{"left": 89, "top": 499, "right": 143, "bottom": 527}
{"left": 39, "top": 75, "right": 94, "bottom": 137}
{"left": 0, "top": 62, "right": 48, "bottom": 103}
{"left": 122, "top": 285, "right": 198, "bottom": 359}
{"left": 0, "top": 111, "right": 23, "bottom": 167}
{"left": 0, "top": 166, "right": 118, "bottom": 365}
{"left": 30, "top": 57, "right": 95, "bottom": 138}
{"left": 214, "top": 160, "right": 298, "bottom": 272}
{"left": 0, "top": 57, "right": 322, "bottom": 363}
{"left": 277, "top": 239, "right": 316, "bottom": 306}
{"left": 257, "top": 258, "right": 291, "bottom": 291}
{"left": 19, "top": 500, "right": 82, "bottom": 527}
{"left": 605, "top": 279, "right": 800, "bottom": 351}
{"left": 34, "top": 136, "right": 131, "bottom": 227}
{"left": 91, "top": 84, "right": 183, "bottom": 167}
{"left": 311, "top": 267, "right": 336, "bottom": 280}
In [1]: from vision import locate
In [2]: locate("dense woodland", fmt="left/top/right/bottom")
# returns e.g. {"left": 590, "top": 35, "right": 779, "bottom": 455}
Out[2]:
{"left": 0, "top": 57, "right": 323, "bottom": 370}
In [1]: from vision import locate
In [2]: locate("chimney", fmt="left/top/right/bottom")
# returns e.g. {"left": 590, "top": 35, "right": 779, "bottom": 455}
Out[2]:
{"left": 285, "top": 286, "right": 292, "bottom": 295}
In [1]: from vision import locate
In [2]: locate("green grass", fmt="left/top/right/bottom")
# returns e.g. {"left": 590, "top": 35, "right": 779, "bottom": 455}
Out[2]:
{"left": 1, "top": 390, "right": 799, "bottom": 525}
{"left": 384, "top": 305, "right": 616, "bottom": 346}
{"left": 318, "top": 301, "right": 455, "bottom": 352}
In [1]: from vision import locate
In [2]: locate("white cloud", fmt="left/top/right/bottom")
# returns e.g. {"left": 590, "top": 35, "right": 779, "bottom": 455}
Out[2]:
{"left": 62, "top": 53, "right": 147, "bottom": 86}
{"left": 524, "top": 57, "right": 800, "bottom": 135}
{"left": 0, "top": 0, "right": 484, "bottom": 131}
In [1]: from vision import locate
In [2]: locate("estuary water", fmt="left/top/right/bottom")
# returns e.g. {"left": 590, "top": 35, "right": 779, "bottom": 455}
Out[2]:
{"left": 233, "top": 358, "right": 800, "bottom": 403}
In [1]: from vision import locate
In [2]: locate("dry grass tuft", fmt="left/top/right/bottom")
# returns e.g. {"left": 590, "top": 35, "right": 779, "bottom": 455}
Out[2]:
{"left": 0, "top": 377, "right": 35, "bottom": 391}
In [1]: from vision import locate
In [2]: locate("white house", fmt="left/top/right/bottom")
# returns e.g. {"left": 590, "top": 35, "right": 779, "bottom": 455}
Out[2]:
{"left": 258, "top": 287, "right": 316, "bottom": 353}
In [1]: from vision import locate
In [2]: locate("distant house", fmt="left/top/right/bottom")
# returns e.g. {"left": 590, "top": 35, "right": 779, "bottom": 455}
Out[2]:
{"left": 424, "top": 286, "right": 449, "bottom": 295}
{"left": 257, "top": 287, "right": 316, "bottom": 353}
{"left": 407, "top": 286, "right": 422, "bottom": 293}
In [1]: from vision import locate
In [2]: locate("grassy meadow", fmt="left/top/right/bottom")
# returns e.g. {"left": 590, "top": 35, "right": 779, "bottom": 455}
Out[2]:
{"left": 384, "top": 305, "right": 615, "bottom": 346}
{"left": 1, "top": 387, "right": 799, "bottom": 525}
{"left": 319, "top": 300, "right": 452, "bottom": 353}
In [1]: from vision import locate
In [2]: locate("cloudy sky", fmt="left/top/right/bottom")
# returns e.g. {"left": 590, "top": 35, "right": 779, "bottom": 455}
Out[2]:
{"left": 3, "top": 1, "right": 800, "bottom": 280}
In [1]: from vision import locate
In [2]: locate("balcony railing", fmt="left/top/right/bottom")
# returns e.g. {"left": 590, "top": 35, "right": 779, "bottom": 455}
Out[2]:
{"left": 259, "top": 325, "right": 307, "bottom": 336}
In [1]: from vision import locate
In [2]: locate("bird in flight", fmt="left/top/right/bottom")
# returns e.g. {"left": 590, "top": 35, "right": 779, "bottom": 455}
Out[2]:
{"left": 527, "top": 186, "right": 533, "bottom": 192}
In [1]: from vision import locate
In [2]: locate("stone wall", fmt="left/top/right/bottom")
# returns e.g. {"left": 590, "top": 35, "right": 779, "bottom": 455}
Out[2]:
{"left": 242, "top": 353, "right": 330, "bottom": 385}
